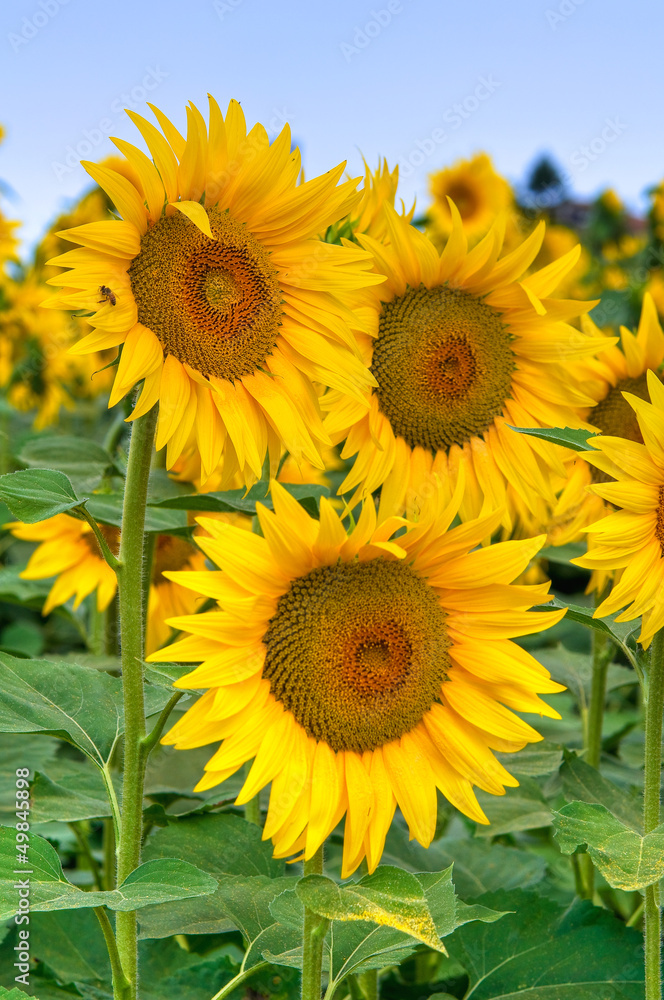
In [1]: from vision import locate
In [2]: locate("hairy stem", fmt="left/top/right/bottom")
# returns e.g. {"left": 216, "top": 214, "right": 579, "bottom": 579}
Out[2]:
{"left": 114, "top": 405, "right": 158, "bottom": 1000}
{"left": 644, "top": 628, "right": 664, "bottom": 1000}
{"left": 95, "top": 907, "right": 131, "bottom": 1000}
{"left": 302, "top": 846, "right": 328, "bottom": 1000}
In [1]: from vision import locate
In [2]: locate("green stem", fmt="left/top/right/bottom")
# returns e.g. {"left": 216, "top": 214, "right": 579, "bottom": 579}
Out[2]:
{"left": 94, "top": 907, "right": 131, "bottom": 1000}
{"left": 142, "top": 691, "right": 183, "bottom": 755}
{"left": 586, "top": 630, "right": 611, "bottom": 770}
{"left": 114, "top": 405, "right": 158, "bottom": 1000}
{"left": 106, "top": 595, "right": 119, "bottom": 656}
{"left": 644, "top": 627, "right": 664, "bottom": 1000}
{"left": 627, "top": 899, "right": 645, "bottom": 929}
{"left": 70, "top": 821, "right": 104, "bottom": 891}
{"left": 88, "top": 599, "right": 105, "bottom": 657}
{"left": 358, "top": 969, "right": 378, "bottom": 1000}
{"left": 78, "top": 505, "right": 121, "bottom": 571}
{"left": 241, "top": 762, "right": 261, "bottom": 826}
{"left": 244, "top": 793, "right": 261, "bottom": 826}
{"left": 302, "top": 846, "right": 329, "bottom": 1000}
{"left": 207, "top": 962, "right": 270, "bottom": 1000}
{"left": 103, "top": 817, "right": 116, "bottom": 891}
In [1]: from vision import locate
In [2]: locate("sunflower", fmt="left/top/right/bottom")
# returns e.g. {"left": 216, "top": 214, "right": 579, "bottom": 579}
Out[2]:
{"left": 572, "top": 370, "right": 664, "bottom": 647}
{"left": 324, "top": 204, "right": 606, "bottom": 528}
{"left": 348, "top": 159, "right": 414, "bottom": 242}
{"left": 147, "top": 479, "right": 565, "bottom": 876}
{"left": 8, "top": 514, "right": 119, "bottom": 614}
{"left": 8, "top": 514, "right": 205, "bottom": 653}
{"left": 43, "top": 97, "right": 382, "bottom": 485}
{"left": 1, "top": 276, "right": 113, "bottom": 428}
{"left": 582, "top": 293, "right": 664, "bottom": 451}
{"left": 428, "top": 154, "right": 512, "bottom": 243}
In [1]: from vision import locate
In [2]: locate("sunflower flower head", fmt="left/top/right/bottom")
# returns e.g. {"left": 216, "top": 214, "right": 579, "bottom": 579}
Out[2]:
{"left": 324, "top": 202, "right": 609, "bottom": 530}
{"left": 147, "top": 479, "right": 565, "bottom": 877}
{"left": 43, "top": 97, "right": 384, "bottom": 486}
{"left": 428, "top": 153, "right": 512, "bottom": 243}
{"left": 572, "top": 369, "right": 664, "bottom": 647}
{"left": 8, "top": 513, "right": 205, "bottom": 653}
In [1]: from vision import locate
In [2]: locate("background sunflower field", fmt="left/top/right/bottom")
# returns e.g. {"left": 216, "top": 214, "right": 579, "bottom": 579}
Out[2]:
{"left": 0, "top": 3, "right": 663, "bottom": 1000}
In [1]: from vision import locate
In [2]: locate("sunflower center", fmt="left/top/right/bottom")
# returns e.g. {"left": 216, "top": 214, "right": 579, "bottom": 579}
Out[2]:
{"left": 446, "top": 182, "right": 478, "bottom": 220}
{"left": 262, "top": 558, "right": 450, "bottom": 753}
{"left": 371, "top": 284, "right": 514, "bottom": 453}
{"left": 590, "top": 372, "right": 659, "bottom": 484}
{"left": 128, "top": 207, "right": 283, "bottom": 380}
{"left": 152, "top": 534, "right": 197, "bottom": 584}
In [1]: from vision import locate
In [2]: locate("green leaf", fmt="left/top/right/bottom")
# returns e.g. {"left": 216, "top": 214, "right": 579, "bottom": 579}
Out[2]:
{"left": 18, "top": 436, "right": 114, "bottom": 494}
{"left": 497, "top": 740, "right": 563, "bottom": 778}
{"left": 0, "top": 734, "right": 59, "bottom": 824}
{"left": 534, "top": 597, "right": 642, "bottom": 649}
{"left": 554, "top": 801, "right": 664, "bottom": 890}
{"left": 475, "top": 777, "right": 552, "bottom": 836}
{"left": 86, "top": 494, "right": 190, "bottom": 535}
{"left": 0, "top": 469, "right": 84, "bottom": 522}
{"left": 446, "top": 889, "right": 644, "bottom": 999}
{"left": 0, "top": 653, "right": 172, "bottom": 767}
{"left": 0, "top": 652, "right": 125, "bottom": 765}
{"left": 538, "top": 542, "right": 587, "bottom": 565}
{"left": 26, "top": 909, "right": 112, "bottom": 985}
{"left": 560, "top": 753, "right": 642, "bottom": 831}
{"left": 0, "top": 827, "right": 217, "bottom": 917}
{"left": 296, "top": 867, "right": 445, "bottom": 952}
{"left": 263, "top": 867, "right": 504, "bottom": 986}
{"left": 30, "top": 758, "right": 114, "bottom": 824}
{"left": 0, "top": 989, "right": 33, "bottom": 999}
{"left": 0, "top": 620, "right": 45, "bottom": 658}
{"left": 139, "top": 814, "right": 285, "bottom": 938}
{"left": 382, "top": 828, "right": 547, "bottom": 899}
{"left": 507, "top": 425, "right": 598, "bottom": 451}
{"left": 148, "top": 482, "right": 330, "bottom": 518}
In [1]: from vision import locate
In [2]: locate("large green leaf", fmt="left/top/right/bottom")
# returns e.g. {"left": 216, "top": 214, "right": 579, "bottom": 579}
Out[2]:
{"left": 507, "top": 425, "right": 597, "bottom": 451}
{"left": 296, "top": 867, "right": 445, "bottom": 952}
{"left": 382, "top": 828, "right": 546, "bottom": 899}
{"left": 0, "top": 469, "right": 84, "bottom": 522}
{"left": 28, "top": 909, "right": 111, "bottom": 984}
{"left": 17, "top": 436, "right": 114, "bottom": 495}
{"left": 30, "top": 758, "right": 114, "bottom": 824}
{"left": 0, "top": 653, "right": 174, "bottom": 767}
{"left": 446, "top": 889, "right": 644, "bottom": 999}
{"left": 0, "top": 827, "right": 217, "bottom": 918}
{"left": 475, "top": 777, "right": 552, "bottom": 836}
{"left": 554, "top": 801, "right": 664, "bottom": 891}
{"left": 264, "top": 867, "right": 504, "bottom": 987}
{"left": 534, "top": 645, "right": 636, "bottom": 708}
{"left": 0, "top": 733, "right": 59, "bottom": 824}
{"left": 560, "top": 753, "right": 642, "bottom": 831}
{"left": 139, "top": 814, "right": 285, "bottom": 938}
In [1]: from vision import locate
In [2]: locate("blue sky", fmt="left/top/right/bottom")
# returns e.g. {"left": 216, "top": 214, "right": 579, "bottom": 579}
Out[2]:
{"left": 0, "top": 0, "right": 661, "bottom": 254}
